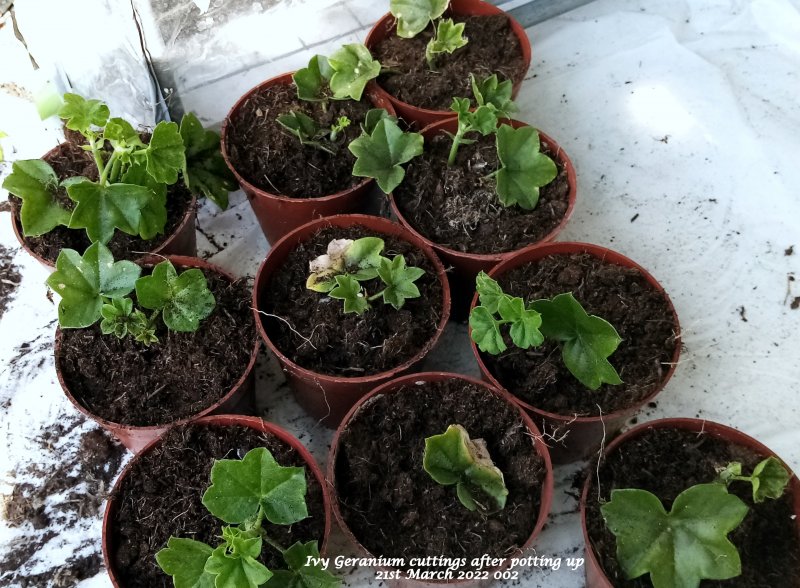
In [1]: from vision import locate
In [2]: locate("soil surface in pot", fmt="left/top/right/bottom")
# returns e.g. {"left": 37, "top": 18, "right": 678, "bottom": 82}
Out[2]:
{"left": 335, "top": 379, "right": 545, "bottom": 569}
{"left": 111, "top": 423, "right": 327, "bottom": 588}
{"left": 480, "top": 253, "right": 677, "bottom": 416}
{"left": 57, "top": 269, "right": 256, "bottom": 427}
{"left": 10, "top": 141, "right": 194, "bottom": 264}
{"left": 585, "top": 427, "right": 800, "bottom": 587}
{"left": 394, "top": 133, "right": 570, "bottom": 255}
{"left": 372, "top": 15, "right": 526, "bottom": 111}
{"left": 226, "top": 82, "right": 371, "bottom": 198}
{"left": 260, "top": 224, "right": 444, "bottom": 376}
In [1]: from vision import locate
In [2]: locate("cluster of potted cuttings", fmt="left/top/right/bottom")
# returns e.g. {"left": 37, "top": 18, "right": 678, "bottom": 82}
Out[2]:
{"left": 4, "top": 0, "right": 798, "bottom": 586}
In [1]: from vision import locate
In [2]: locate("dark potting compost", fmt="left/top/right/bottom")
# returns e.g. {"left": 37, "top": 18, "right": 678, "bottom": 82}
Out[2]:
{"left": 11, "top": 141, "right": 194, "bottom": 264}
{"left": 394, "top": 133, "right": 570, "bottom": 255}
{"left": 372, "top": 15, "right": 526, "bottom": 111}
{"left": 110, "top": 423, "right": 326, "bottom": 588}
{"left": 225, "top": 82, "right": 372, "bottom": 197}
{"left": 57, "top": 270, "right": 256, "bottom": 427}
{"left": 480, "top": 253, "right": 677, "bottom": 416}
{"left": 334, "top": 379, "right": 545, "bottom": 569}
{"left": 0, "top": 244, "right": 21, "bottom": 320}
{"left": 260, "top": 225, "right": 443, "bottom": 376}
{"left": 585, "top": 427, "right": 800, "bottom": 587}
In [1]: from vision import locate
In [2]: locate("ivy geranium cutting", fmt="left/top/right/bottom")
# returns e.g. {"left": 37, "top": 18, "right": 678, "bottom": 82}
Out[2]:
{"left": 601, "top": 456, "right": 791, "bottom": 588}
{"left": 470, "top": 271, "right": 623, "bottom": 389}
{"left": 423, "top": 424, "right": 508, "bottom": 514}
{"left": 390, "top": 0, "right": 468, "bottom": 70}
{"left": 306, "top": 237, "right": 425, "bottom": 314}
{"left": 47, "top": 241, "right": 215, "bottom": 345}
{"left": 156, "top": 447, "right": 339, "bottom": 588}
{"left": 3, "top": 93, "right": 235, "bottom": 244}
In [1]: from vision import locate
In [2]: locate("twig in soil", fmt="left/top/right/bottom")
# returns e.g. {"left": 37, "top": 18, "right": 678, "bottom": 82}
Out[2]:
{"left": 251, "top": 308, "right": 317, "bottom": 349}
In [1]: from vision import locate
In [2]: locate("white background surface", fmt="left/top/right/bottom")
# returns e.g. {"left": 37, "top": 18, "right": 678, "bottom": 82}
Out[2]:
{"left": 1, "top": 0, "right": 800, "bottom": 586}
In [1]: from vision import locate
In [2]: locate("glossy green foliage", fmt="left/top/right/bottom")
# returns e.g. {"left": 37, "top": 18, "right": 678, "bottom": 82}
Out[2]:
{"left": 349, "top": 117, "right": 423, "bottom": 193}
{"left": 494, "top": 124, "right": 557, "bottom": 210}
{"left": 390, "top": 0, "right": 448, "bottom": 38}
{"left": 328, "top": 44, "right": 381, "bottom": 101}
{"left": 425, "top": 18, "right": 467, "bottom": 68}
{"left": 135, "top": 261, "right": 216, "bottom": 333}
{"left": 180, "top": 112, "right": 236, "bottom": 210}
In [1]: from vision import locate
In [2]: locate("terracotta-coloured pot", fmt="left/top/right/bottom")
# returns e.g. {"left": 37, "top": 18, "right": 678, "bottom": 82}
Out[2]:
{"left": 328, "top": 371, "right": 555, "bottom": 588}
{"left": 390, "top": 117, "right": 576, "bottom": 318}
{"left": 10, "top": 143, "right": 198, "bottom": 270}
{"left": 253, "top": 214, "right": 451, "bottom": 427}
{"left": 220, "top": 73, "right": 395, "bottom": 244}
{"left": 55, "top": 255, "right": 260, "bottom": 453}
{"left": 364, "top": 0, "right": 532, "bottom": 127}
{"left": 470, "top": 242, "right": 681, "bottom": 464}
{"left": 580, "top": 418, "right": 800, "bottom": 587}
{"left": 102, "top": 414, "right": 332, "bottom": 587}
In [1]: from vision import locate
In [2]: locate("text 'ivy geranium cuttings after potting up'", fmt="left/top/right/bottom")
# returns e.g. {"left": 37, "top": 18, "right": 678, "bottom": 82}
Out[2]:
{"left": 469, "top": 271, "right": 623, "bottom": 389}
{"left": 390, "top": 0, "right": 467, "bottom": 69}
{"left": 306, "top": 237, "right": 425, "bottom": 314}
{"left": 423, "top": 424, "right": 509, "bottom": 514}
{"left": 601, "top": 456, "right": 791, "bottom": 588}
{"left": 447, "top": 74, "right": 559, "bottom": 210}
{"left": 156, "top": 447, "right": 340, "bottom": 588}
{"left": 2, "top": 93, "right": 235, "bottom": 244}
{"left": 47, "top": 242, "right": 215, "bottom": 345}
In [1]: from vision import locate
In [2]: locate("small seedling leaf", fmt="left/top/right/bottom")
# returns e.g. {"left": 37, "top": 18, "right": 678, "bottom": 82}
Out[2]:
{"left": 59, "top": 93, "right": 109, "bottom": 133}
{"left": 2, "top": 160, "right": 71, "bottom": 236}
{"left": 361, "top": 108, "right": 396, "bottom": 135}
{"left": 105, "top": 117, "right": 144, "bottom": 151}
{"left": 425, "top": 18, "right": 467, "bottom": 67}
{"left": 495, "top": 124, "right": 557, "bottom": 209}
{"left": 202, "top": 447, "right": 308, "bottom": 526}
{"left": 293, "top": 55, "right": 334, "bottom": 101}
{"left": 46, "top": 242, "right": 141, "bottom": 328}
{"left": 349, "top": 117, "right": 423, "bottom": 193}
{"left": 329, "top": 274, "right": 369, "bottom": 315}
{"left": 469, "top": 306, "right": 506, "bottom": 355}
{"left": 471, "top": 74, "right": 516, "bottom": 116}
{"left": 498, "top": 295, "right": 544, "bottom": 349}
{"left": 377, "top": 255, "right": 424, "bottom": 309}
{"left": 145, "top": 121, "right": 186, "bottom": 184}
{"left": 277, "top": 111, "right": 319, "bottom": 142}
{"left": 135, "top": 261, "right": 215, "bottom": 332}
{"left": 475, "top": 271, "right": 504, "bottom": 314}
{"left": 390, "top": 0, "right": 448, "bottom": 37}
{"left": 205, "top": 539, "right": 272, "bottom": 588}
{"left": 601, "top": 484, "right": 748, "bottom": 588}
{"left": 328, "top": 44, "right": 381, "bottom": 101}
{"left": 750, "top": 457, "right": 791, "bottom": 503}
{"left": 266, "top": 541, "right": 341, "bottom": 588}
{"left": 155, "top": 537, "right": 216, "bottom": 588}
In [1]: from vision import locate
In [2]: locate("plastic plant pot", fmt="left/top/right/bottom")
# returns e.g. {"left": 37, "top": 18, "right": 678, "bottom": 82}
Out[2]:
{"left": 469, "top": 242, "right": 681, "bottom": 464}
{"left": 102, "top": 414, "right": 332, "bottom": 588}
{"left": 253, "top": 214, "right": 451, "bottom": 427}
{"left": 10, "top": 143, "right": 198, "bottom": 271}
{"left": 390, "top": 117, "right": 576, "bottom": 318}
{"left": 55, "top": 255, "right": 260, "bottom": 453}
{"left": 328, "top": 371, "right": 555, "bottom": 588}
{"left": 580, "top": 418, "right": 800, "bottom": 587}
{"left": 364, "top": 0, "right": 532, "bottom": 127}
{"left": 220, "top": 73, "right": 396, "bottom": 244}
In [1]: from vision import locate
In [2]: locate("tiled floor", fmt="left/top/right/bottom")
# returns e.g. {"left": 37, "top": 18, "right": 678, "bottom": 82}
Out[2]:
{"left": 1, "top": 0, "right": 800, "bottom": 586}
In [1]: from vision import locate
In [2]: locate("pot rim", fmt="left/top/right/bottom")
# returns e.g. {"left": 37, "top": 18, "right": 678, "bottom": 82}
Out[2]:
{"left": 389, "top": 118, "right": 577, "bottom": 264}
{"left": 102, "top": 414, "right": 332, "bottom": 587}
{"left": 328, "top": 371, "right": 555, "bottom": 583}
{"left": 252, "top": 213, "right": 451, "bottom": 385}
{"left": 469, "top": 240, "right": 682, "bottom": 425}
{"left": 55, "top": 254, "right": 261, "bottom": 433}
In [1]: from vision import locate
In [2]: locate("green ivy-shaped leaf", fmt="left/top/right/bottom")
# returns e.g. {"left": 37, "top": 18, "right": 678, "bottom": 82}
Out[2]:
{"left": 105, "top": 117, "right": 145, "bottom": 159}
{"left": 121, "top": 160, "right": 168, "bottom": 240}
{"left": 750, "top": 457, "right": 791, "bottom": 503}
{"left": 46, "top": 242, "right": 141, "bottom": 328}
{"left": 345, "top": 237, "right": 385, "bottom": 280}
{"left": 329, "top": 274, "right": 369, "bottom": 315}
{"left": 66, "top": 179, "right": 154, "bottom": 243}
{"left": 328, "top": 44, "right": 381, "bottom": 101}
{"left": 471, "top": 73, "right": 516, "bottom": 116}
{"left": 156, "top": 537, "right": 216, "bottom": 588}
{"left": 2, "top": 160, "right": 71, "bottom": 236}
{"left": 145, "top": 120, "right": 186, "bottom": 184}
{"left": 266, "top": 541, "right": 341, "bottom": 588}
{"left": 361, "top": 108, "right": 396, "bottom": 135}
{"left": 498, "top": 295, "right": 544, "bottom": 349}
{"left": 469, "top": 306, "right": 506, "bottom": 354}
{"left": 425, "top": 18, "right": 467, "bottom": 67}
{"left": 201, "top": 447, "right": 308, "bottom": 526}
{"left": 601, "top": 484, "right": 749, "bottom": 588}
{"left": 100, "top": 297, "right": 135, "bottom": 338}
{"left": 423, "top": 424, "right": 508, "bottom": 514}
{"left": 475, "top": 271, "right": 504, "bottom": 314}
{"left": 293, "top": 55, "right": 333, "bottom": 101}
{"left": 180, "top": 112, "right": 236, "bottom": 210}
{"left": 377, "top": 255, "right": 424, "bottom": 309}
{"left": 204, "top": 532, "right": 272, "bottom": 588}
{"left": 390, "top": 0, "right": 448, "bottom": 38}
{"left": 495, "top": 124, "right": 557, "bottom": 210}
{"left": 135, "top": 260, "right": 215, "bottom": 332}
{"left": 59, "top": 93, "right": 109, "bottom": 134}
{"left": 531, "top": 292, "right": 622, "bottom": 389}
{"left": 277, "top": 111, "right": 319, "bottom": 142}
{"left": 349, "top": 117, "right": 423, "bottom": 193}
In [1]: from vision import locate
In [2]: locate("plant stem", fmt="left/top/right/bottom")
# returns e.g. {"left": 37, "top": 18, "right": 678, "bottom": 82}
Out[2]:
{"left": 447, "top": 130, "right": 463, "bottom": 166}
{"left": 99, "top": 151, "right": 119, "bottom": 186}
{"left": 109, "top": 155, "right": 122, "bottom": 184}
{"left": 86, "top": 132, "right": 107, "bottom": 180}
{"left": 262, "top": 533, "right": 287, "bottom": 555}
{"left": 482, "top": 169, "right": 500, "bottom": 180}
{"left": 367, "top": 289, "right": 385, "bottom": 302}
